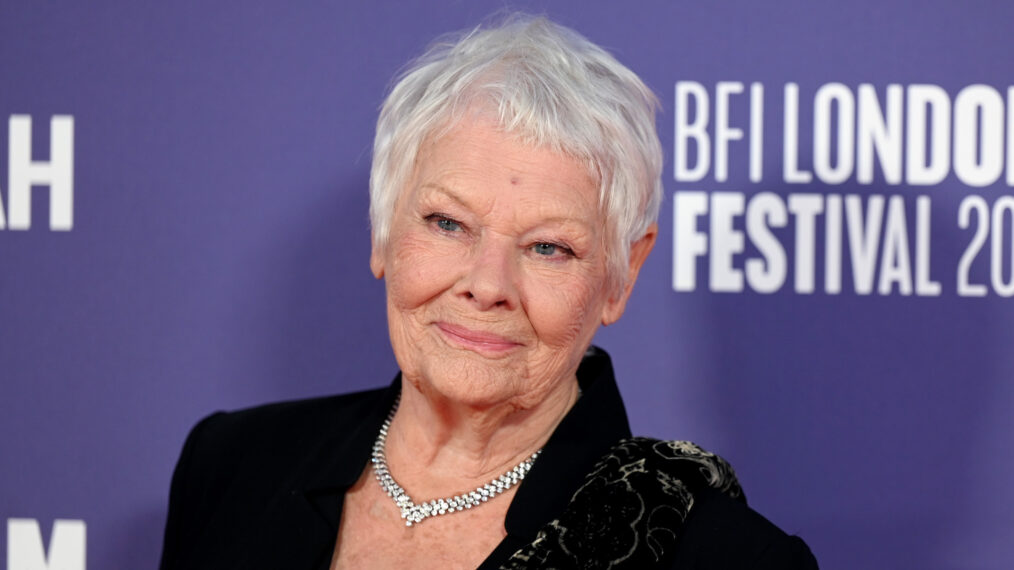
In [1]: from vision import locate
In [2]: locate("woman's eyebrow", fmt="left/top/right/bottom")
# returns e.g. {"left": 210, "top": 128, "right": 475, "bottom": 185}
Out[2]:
{"left": 419, "top": 183, "right": 470, "bottom": 208}
{"left": 421, "top": 183, "right": 597, "bottom": 232}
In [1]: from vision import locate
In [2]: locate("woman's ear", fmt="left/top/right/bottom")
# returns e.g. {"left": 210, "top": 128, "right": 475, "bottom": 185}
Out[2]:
{"left": 370, "top": 238, "right": 385, "bottom": 279}
{"left": 601, "top": 223, "right": 657, "bottom": 325}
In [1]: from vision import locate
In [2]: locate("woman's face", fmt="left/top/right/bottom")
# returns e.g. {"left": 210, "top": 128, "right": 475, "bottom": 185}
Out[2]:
{"left": 372, "top": 119, "right": 652, "bottom": 410}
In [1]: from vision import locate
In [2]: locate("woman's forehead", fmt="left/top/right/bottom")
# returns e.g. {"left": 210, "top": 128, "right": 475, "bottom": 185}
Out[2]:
{"left": 418, "top": 120, "right": 595, "bottom": 188}
{"left": 412, "top": 133, "right": 598, "bottom": 221}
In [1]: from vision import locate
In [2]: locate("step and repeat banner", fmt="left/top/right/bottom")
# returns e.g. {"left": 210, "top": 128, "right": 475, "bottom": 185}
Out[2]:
{"left": 2, "top": 1, "right": 1011, "bottom": 568}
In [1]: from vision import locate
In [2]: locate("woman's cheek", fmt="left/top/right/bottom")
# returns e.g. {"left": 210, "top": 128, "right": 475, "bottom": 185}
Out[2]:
{"left": 526, "top": 274, "right": 601, "bottom": 346}
{"left": 387, "top": 234, "right": 462, "bottom": 308}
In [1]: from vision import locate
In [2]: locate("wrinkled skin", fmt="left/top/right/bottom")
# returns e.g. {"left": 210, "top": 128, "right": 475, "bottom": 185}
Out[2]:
{"left": 371, "top": 118, "right": 655, "bottom": 418}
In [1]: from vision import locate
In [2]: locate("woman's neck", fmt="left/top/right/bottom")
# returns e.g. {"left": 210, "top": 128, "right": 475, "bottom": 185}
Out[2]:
{"left": 380, "top": 376, "right": 580, "bottom": 499}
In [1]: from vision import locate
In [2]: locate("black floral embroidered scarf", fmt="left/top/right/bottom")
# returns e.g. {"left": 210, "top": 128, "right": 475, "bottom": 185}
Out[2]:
{"left": 501, "top": 438, "right": 744, "bottom": 569}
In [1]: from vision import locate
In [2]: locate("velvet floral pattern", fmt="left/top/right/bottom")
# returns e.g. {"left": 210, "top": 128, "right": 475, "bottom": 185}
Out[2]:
{"left": 501, "top": 438, "right": 744, "bottom": 569}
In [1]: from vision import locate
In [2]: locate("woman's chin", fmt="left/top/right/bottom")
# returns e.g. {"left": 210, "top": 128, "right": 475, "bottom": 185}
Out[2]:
{"left": 392, "top": 331, "right": 567, "bottom": 413}
{"left": 404, "top": 359, "right": 524, "bottom": 411}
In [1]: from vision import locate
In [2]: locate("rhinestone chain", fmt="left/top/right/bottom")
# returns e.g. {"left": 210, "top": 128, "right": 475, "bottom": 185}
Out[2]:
{"left": 371, "top": 396, "right": 542, "bottom": 527}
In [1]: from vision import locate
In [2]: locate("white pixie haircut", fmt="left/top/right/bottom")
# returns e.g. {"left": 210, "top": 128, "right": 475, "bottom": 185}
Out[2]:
{"left": 369, "top": 14, "right": 663, "bottom": 288}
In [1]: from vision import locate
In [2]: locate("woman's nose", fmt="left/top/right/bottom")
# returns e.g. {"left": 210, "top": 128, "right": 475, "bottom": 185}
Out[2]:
{"left": 458, "top": 238, "right": 520, "bottom": 311}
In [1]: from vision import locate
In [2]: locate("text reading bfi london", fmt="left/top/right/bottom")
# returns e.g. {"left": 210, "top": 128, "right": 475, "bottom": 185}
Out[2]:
{"left": 672, "top": 81, "right": 1014, "bottom": 297}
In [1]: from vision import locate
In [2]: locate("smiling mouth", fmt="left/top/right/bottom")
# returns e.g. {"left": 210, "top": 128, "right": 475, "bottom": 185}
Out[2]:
{"left": 435, "top": 322, "right": 522, "bottom": 355}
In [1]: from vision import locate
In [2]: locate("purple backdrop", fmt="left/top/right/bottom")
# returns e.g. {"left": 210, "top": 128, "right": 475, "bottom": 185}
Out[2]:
{"left": 2, "top": 1, "right": 1012, "bottom": 568}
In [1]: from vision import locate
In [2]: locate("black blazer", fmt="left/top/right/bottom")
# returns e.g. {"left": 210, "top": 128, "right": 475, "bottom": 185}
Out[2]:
{"left": 160, "top": 348, "right": 818, "bottom": 569}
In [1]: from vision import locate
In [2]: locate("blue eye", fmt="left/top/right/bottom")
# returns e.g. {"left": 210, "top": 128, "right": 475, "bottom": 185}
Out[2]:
{"left": 437, "top": 219, "right": 460, "bottom": 231}
{"left": 430, "top": 216, "right": 462, "bottom": 232}
{"left": 531, "top": 242, "right": 575, "bottom": 258}
{"left": 533, "top": 243, "right": 558, "bottom": 256}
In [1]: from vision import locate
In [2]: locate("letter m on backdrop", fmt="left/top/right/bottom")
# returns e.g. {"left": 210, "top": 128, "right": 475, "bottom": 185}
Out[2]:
{"left": 7, "top": 519, "right": 86, "bottom": 570}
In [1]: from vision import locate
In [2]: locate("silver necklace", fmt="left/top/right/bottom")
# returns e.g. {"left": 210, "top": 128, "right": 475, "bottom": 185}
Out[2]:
{"left": 371, "top": 396, "right": 542, "bottom": 527}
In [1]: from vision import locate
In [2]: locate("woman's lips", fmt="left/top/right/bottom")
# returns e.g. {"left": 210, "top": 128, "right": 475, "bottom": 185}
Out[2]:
{"left": 435, "top": 322, "right": 522, "bottom": 354}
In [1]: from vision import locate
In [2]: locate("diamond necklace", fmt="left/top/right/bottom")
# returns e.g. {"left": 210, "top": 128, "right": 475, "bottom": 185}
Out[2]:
{"left": 371, "top": 395, "right": 542, "bottom": 527}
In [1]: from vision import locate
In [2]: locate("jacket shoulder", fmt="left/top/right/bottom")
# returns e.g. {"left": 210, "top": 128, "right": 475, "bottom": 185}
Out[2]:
{"left": 182, "top": 387, "right": 388, "bottom": 497}
{"left": 672, "top": 487, "right": 819, "bottom": 569}
{"left": 159, "top": 387, "right": 390, "bottom": 569}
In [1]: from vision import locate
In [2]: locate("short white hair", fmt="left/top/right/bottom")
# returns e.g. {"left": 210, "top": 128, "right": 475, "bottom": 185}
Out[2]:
{"left": 369, "top": 14, "right": 663, "bottom": 287}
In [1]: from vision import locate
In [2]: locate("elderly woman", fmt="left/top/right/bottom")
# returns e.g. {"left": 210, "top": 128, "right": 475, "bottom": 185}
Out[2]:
{"left": 160, "top": 15, "right": 817, "bottom": 570}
